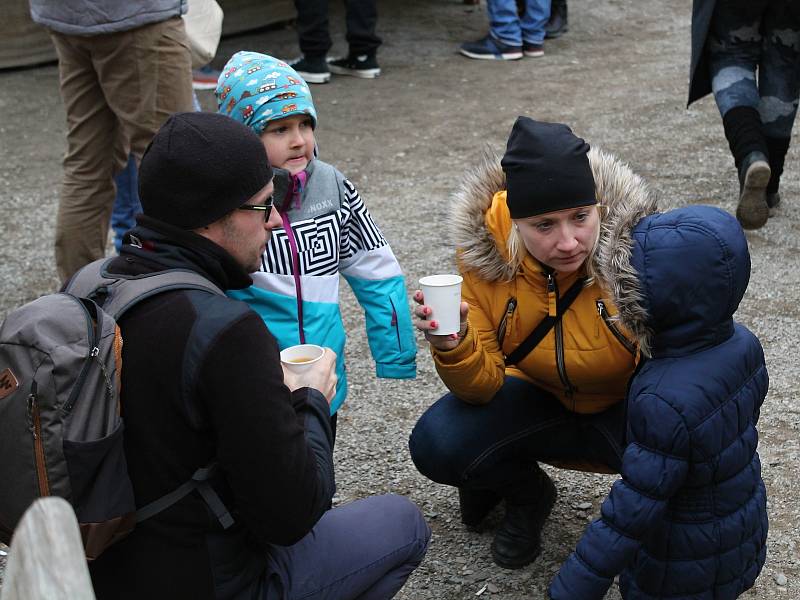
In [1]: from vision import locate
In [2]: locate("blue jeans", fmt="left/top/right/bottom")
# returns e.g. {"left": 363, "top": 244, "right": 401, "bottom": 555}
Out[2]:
{"left": 254, "top": 495, "right": 430, "bottom": 600}
{"left": 708, "top": 0, "right": 800, "bottom": 138}
{"left": 409, "top": 376, "right": 626, "bottom": 493}
{"left": 111, "top": 155, "right": 141, "bottom": 253}
{"left": 488, "top": 0, "right": 550, "bottom": 47}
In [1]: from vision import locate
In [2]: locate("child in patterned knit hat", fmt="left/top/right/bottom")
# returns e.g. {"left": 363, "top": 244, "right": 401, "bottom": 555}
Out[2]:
{"left": 216, "top": 51, "right": 416, "bottom": 431}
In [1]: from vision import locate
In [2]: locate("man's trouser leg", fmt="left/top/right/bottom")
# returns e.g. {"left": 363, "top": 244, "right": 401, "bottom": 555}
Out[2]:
{"left": 295, "top": 0, "right": 334, "bottom": 58}
{"left": 260, "top": 495, "right": 430, "bottom": 600}
{"left": 51, "top": 17, "right": 192, "bottom": 282}
{"left": 345, "top": 0, "right": 382, "bottom": 56}
{"left": 487, "top": 0, "right": 524, "bottom": 47}
{"left": 759, "top": 1, "right": 800, "bottom": 196}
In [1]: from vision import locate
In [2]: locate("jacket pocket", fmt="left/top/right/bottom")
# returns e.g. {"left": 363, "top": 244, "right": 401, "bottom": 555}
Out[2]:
{"left": 596, "top": 300, "right": 636, "bottom": 355}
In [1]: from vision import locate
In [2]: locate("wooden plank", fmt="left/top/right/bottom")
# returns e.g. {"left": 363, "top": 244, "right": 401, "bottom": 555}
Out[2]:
{"left": 0, "top": 498, "right": 95, "bottom": 600}
{"left": 0, "top": 0, "right": 297, "bottom": 70}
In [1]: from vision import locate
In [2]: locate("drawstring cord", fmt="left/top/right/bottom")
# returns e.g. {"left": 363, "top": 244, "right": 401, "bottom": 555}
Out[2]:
{"left": 279, "top": 170, "right": 309, "bottom": 343}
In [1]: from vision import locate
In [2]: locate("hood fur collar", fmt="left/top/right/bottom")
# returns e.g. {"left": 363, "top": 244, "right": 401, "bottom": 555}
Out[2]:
{"left": 450, "top": 147, "right": 659, "bottom": 355}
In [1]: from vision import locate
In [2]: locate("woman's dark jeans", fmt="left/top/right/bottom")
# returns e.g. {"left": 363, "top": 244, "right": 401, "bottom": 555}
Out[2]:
{"left": 409, "top": 376, "right": 626, "bottom": 494}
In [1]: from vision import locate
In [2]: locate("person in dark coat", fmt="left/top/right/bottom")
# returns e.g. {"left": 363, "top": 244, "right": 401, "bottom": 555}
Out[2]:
{"left": 86, "top": 112, "right": 431, "bottom": 600}
{"left": 688, "top": 0, "right": 800, "bottom": 230}
{"left": 549, "top": 205, "right": 768, "bottom": 599}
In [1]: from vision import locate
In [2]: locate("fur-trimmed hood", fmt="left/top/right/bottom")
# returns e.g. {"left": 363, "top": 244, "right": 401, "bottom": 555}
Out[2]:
{"left": 451, "top": 147, "right": 659, "bottom": 354}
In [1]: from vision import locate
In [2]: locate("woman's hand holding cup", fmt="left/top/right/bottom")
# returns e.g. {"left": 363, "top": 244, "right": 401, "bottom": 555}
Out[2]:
{"left": 413, "top": 289, "right": 469, "bottom": 351}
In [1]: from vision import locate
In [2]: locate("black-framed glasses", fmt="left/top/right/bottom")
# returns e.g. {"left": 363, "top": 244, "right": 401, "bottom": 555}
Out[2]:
{"left": 237, "top": 195, "right": 274, "bottom": 220}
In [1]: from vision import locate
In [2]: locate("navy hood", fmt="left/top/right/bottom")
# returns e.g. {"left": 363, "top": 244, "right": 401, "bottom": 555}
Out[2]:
{"left": 600, "top": 205, "right": 750, "bottom": 357}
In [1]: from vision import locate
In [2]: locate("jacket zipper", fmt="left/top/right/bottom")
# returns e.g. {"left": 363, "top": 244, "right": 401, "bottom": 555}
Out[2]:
{"left": 546, "top": 272, "right": 575, "bottom": 399}
{"left": 63, "top": 297, "right": 100, "bottom": 413}
{"left": 28, "top": 381, "right": 50, "bottom": 497}
{"left": 596, "top": 300, "right": 637, "bottom": 355}
{"left": 280, "top": 211, "right": 306, "bottom": 344}
{"left": 497, "top": 297, "right": 517, "bottom": 347}
{"left": 389, "top": 297, "right": 401, "bottom": 350}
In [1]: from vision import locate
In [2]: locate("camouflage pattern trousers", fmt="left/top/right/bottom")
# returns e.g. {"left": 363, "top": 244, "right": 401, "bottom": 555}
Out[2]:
{"left": 708, "top": 0, "right": 800, "bottom": 138}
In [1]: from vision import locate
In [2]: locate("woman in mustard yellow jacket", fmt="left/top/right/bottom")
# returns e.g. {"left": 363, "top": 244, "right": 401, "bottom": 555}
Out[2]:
{"left": 409, "top": 117, "right": 658, "bottom": 569}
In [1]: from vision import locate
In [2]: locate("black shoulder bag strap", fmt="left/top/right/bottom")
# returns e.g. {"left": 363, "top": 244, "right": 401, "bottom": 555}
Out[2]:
{"left": 504, "top": 276, "right": 588, "bottom": 366}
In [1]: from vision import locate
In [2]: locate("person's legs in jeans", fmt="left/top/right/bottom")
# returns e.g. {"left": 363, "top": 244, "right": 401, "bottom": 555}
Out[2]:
{"left": 520, "top": 0, "right": 550, "bottom": 47}
{"left": 344, "top": 0, "right": 381, "bottom": 57}
{"left": 259, "top": 495, "right": 430, "bottom": 600}
{"left": 487, "top": 0, "right": 524, "bottom": 46}
{"left": 409, "top": 377, "right": 623, "bottom": 492}
{"left": 409, "top": 376, "right": 625, "bottom": 567}
{"left": 111, "top": 155, "right": 141, "bottom": 253}
{"left": 758, "top": 1, "right": 800, "bottom": 205}
{"left": 708, "top": 0, "right": 766, "bottom": 117}
{"left": 707, "top": 0, "right": 773, "bottom": 228}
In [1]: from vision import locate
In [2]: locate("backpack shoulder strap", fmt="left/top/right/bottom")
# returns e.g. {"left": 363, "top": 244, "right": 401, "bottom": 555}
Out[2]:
{"left": 504, "top": 276, "right": 587, "bottom": 366}
{"left": 135, "top": 463, "right": 233, "bottom": 529}
{"left": 65, "top": 258, "right": 224, "bottom": 319}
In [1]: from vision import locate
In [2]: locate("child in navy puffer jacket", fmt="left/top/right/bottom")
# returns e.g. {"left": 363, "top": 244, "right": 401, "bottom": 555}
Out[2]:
{"left": 550, "top": 205, "right": 768, "bottom": 599}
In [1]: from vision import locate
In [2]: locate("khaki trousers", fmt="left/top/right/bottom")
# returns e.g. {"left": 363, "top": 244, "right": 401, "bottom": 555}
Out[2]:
{"left": 51, "top": 17, "right": 193, "bottom": 283}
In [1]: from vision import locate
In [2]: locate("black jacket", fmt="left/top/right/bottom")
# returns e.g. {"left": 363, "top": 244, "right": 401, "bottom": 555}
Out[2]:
{"left": 687, "top": 0, "right": 716, "bottom": 107}
{"left": 89, "top": 217, "right": 335, "bottom": 599}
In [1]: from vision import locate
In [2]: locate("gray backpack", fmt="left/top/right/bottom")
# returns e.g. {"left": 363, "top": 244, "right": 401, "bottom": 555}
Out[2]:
{"left": 0, "top": 258, "right": 234, "bottom": 560}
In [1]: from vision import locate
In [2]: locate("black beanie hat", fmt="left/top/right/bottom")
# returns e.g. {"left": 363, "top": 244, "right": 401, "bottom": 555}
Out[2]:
{"left": 138, "top": 112, "right": 273, "bottom": 229}
{"left": 501, "top": 117, "right": 596, "bottom": 219}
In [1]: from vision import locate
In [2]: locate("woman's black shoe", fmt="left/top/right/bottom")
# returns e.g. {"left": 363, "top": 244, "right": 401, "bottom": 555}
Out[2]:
{"left": 458, "top": 487, "right": 502, "bottom": 530}
{"left": 545, "top": 0, "right": 568, "bottom": 39}
{"left": 490, "top": 470, "right": 557, "bottom": 569}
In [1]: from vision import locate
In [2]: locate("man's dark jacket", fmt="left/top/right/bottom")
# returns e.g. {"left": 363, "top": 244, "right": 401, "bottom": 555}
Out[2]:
{"left": 87, "top": 216, "right": 335, "bottom": 599}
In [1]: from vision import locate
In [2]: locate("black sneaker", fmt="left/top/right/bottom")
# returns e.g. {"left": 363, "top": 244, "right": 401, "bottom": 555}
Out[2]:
{"left": 328, "top": 54, "right": 381, "bottom": 79}
{"left": 523, "top": 42, "right": 545, "bottom": 58}
{"left": 288, "top": 55, "right": 331, "bottom": 84}
{"left": 460, "top": 35, "right": 523, "bottom": 60}
{"left": 545, "top": 0, "right": 568, "bottom": 39}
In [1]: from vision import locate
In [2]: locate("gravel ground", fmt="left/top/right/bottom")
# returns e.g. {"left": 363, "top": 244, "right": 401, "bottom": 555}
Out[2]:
{"left": 1, "top": 0, "right": 798, "bottom": 598}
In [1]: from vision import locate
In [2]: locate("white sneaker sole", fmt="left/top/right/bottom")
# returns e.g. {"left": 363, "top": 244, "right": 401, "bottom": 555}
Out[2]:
{"left": 459, "top": 48, "right": 523, "bottom": 60}
{"left": 192, "top": 81, "right": 218, "bottom": 91}
{"left": 296, "top": 71, "right": 331, "bottom": 84}
{"left": 737, "top": 160, "right": 771, "bottom": 230}
{"left": 327, "top": 65, "right": 381, "bottom": 78}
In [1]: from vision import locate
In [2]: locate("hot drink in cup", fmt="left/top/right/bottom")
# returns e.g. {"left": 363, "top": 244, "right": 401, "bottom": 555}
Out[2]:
{"left": 280, "top": 344, "right": 325, "bottom": 373}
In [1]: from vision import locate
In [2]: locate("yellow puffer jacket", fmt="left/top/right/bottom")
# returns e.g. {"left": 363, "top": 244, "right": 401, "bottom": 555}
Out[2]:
{"left": 433, "top": 148, "right": 659, "bottom": 414}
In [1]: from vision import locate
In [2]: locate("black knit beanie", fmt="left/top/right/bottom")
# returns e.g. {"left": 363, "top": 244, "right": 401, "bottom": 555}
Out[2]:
{"left": 501, "top": 117, "right": 596, "bottom": 219}
{"left": 138, "top": 112, "right": 273, "bottom": 230}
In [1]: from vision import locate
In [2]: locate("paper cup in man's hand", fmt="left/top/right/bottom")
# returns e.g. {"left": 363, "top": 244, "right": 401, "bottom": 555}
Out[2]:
{"left": 280, "top": 344, "right": 325, "bottom": 374}
{"left": 419, "top": 274, "right": 463, "bottom": 335}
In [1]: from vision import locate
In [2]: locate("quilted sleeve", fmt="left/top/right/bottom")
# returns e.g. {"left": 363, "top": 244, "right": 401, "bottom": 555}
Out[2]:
{"left": 550, "top": 391, "right": 690, "bottom": 599}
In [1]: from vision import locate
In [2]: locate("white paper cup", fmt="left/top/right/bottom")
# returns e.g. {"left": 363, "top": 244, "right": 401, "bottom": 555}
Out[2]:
{"left": 280, "top": 344, "right": 325, "bottom": 373}
{"left": 419, "top": 274, "right": 464, "bottom": 335}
